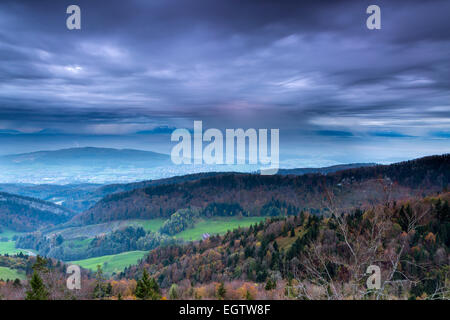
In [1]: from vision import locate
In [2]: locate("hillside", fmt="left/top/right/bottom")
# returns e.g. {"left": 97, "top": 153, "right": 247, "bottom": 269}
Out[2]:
{"left": 0, "top": 147, "right": 172, "bottom": 184}
{"left": 72, "top": 154, "right": 450, "bottom": 226}
{"left": 0, "top": 172, "right": 226, "bottom": 212}
{"left": 0, "top": 192, "right": 74, "bottom": 231}
{"left": 0, "top": 183, "right": 101, "bottom": 212}
{"left": 122, "top": 192, "right": 450, "bottom": 300}
{"left": 276, "top": 163, "right": 376, "bottom": 175}
{"left": 0, "top": 163, "right": 375, "bottom": 213}
{"left": 0, "top": 147, "right": 170, "bottom": 167}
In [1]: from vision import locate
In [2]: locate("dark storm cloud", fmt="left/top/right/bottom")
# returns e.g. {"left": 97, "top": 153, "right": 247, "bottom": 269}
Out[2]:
{"left": 0, "top": 0, "right": 449, "bottom": 146}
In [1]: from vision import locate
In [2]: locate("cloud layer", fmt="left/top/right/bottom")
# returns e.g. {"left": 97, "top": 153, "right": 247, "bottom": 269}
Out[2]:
{"left": 0, "top": 0, "right": 449, "bottom": 163}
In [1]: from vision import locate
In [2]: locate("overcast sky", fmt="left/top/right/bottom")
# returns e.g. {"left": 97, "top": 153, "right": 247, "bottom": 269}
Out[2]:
{"left": 0, "top": 0, "right": 449, "bottom": 165}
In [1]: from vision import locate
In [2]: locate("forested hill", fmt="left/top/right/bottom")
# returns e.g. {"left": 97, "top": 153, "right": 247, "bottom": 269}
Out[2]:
{"left": 275, "top": 163, "right": 376, "bottom": 175}
{"left": 71, "top": 154, "right": 450, "bottom": 226}
{"left": 0, "top": 192, "right": 74, "bottom": 231}
{"left": 122, "top": 192, "right": 450, "bottom": 300}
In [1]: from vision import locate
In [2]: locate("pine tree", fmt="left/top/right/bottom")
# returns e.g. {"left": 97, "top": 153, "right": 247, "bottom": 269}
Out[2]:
{"left": 290, "top": 228, "right": 296, "bottom": 237}
{"left": 32, "top": 256, "right": 49, "bottom": 273}
{"left": 265, "top": 278, "right": 276, "bottom": 291}
{"left": 135, "top": 269, "right": 161, "bottom": 300}
{"left": 217, "top": 282, "right": 226, "bottom": 299}
{"left": 169, "top": 284, "right": 179, "bottom": 299}
{"left": 25, "top": 272, "right": 49, "bottom": 300}
{"left": 93, "top": 265, "right": 108, "bottom": 299}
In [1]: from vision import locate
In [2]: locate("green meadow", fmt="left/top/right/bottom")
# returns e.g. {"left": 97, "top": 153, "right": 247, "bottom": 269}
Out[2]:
{"left": 0, "top": 266, "right": 26, "bottom": 281}
{"left": 175, "top": 216, "right": 266, "bottom": 241}
{"left": 0, "top": 241, "right": 36, "bottom": 256}
{"left": 0, "top": 217, "right": 265, "bottom": 275}
{"left": 0, "top": 228, "right": 35, "bottom": 256}
{"left": 70, "top": 250, "right": 148, "bottom": 275}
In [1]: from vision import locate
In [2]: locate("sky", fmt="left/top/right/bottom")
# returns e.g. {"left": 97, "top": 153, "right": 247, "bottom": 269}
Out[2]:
{"left": 0, "top": 0, "right": 449, "bottom": 166}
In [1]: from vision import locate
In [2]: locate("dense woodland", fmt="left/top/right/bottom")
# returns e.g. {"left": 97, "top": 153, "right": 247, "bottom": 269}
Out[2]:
{"left": 159, "top": 208, "right": 201, "bottom": 235}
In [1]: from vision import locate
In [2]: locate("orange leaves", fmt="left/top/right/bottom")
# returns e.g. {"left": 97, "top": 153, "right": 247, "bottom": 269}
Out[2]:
{"left": 424, "top": 232, "right": 436, "bottom": 243}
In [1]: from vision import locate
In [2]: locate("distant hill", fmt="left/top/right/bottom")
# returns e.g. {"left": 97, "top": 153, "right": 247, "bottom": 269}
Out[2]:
{"left": 276, "top": 163, "right": 376, "bottom": 175}
{"left": 71, "top": 154, "right": 450, "bottom": 226}
{"left": 0, "top": 165, "right": 373, "bottom": 213}
{"left": 0, "top": 192, "right": 75, "bottom": 232}
{"left": 0, "top": 147, "right": 173, "bottom": 184}
{"left": 0, "top": 183, "right": 101, "bottom": 213}
{"left": 0, "top": 172, "right": 227, "bottom": 212}
{"left": 0, "top": 147, "right": 170, "bottom": 167}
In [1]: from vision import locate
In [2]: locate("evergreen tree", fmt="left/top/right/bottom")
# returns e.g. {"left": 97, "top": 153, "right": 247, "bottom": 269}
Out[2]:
{"left": 32, "top": 256, "right": 48, "bottom": 273}
{"left": 217, "top": 282, "right": 226, "bottom": 299}
{"left": 169, "top": 283, "right": 179, "bottom": 299}
{"left": 135, "top": 269, "right": 161, "bottom": 300}
{"left": 290, "top": 228, "right": 296, "bottom": 237}
{"left": 25, "top": 272, "right": 49, "bottom": 300}
{"left": 93, "top": 265, "right": 108, "bottom": 299}
{"left": 265, "top": 278, "right": 276, "bottom": 290}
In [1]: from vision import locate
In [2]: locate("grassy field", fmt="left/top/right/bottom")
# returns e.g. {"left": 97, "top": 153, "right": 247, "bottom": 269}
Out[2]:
{"left": 175, "top": 216, "right": 267, "bottom": 241}
{"left": 46, "top": 219, "right": 166, "bottom": 241}
{"left": 70, "top": 250, "right": 148, "bottom": 275}
{"left": 0, "top": 228, "right": 36, "bottom": 255}
{"left": 0, "top": 241, "right": 36, "bottom": 256}
{"left": 0, "top": 266, "right": 26, "bottom": 281}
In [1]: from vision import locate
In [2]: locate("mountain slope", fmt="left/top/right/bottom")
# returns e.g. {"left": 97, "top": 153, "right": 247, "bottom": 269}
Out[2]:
{"left": 0, "top": 147, "right": 170, "bottom": 167}
{"left": 72, "top": 154, "right": 450, "bottom": 225}
{"left": 0, "top": 165, "right": 373, "bottom": 213}
{"left": 0, "top": 172, "right": 227, "bottom": 212}
{"left": 0, "top": 147, "right": 172, "bottom": 184}
{"left": 0, "top": 192, "right": 75, "bottom": 232}
{"left": 122, "top": 192, "right": 450, "bottom": 300}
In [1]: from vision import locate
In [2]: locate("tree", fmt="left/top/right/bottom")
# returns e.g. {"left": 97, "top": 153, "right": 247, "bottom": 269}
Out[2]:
{"left": 265, "top": 278, "right": 276, "bottom": 290}
{"left": 32, "top": 256, "right": 49, "bottom": 273}
{"left": 217, "top": 282, "right": 226, "bottom": 299}
{"left": 13, "top": 278, "right": 21, "bottom": 288}
{"left": 93, "top": 265, "right": 109, "bottom": 299}
{"left": 290, "top": 228, "right": 296, "bottom": 237}
{"left": 26, "top": 272, "right": 49, "bottom": 300}
{"left": 169, "top": 283, "right": 179, "bottom": 299}
{"left": 135, "top": 269, "right": 161, "bottom": 300}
